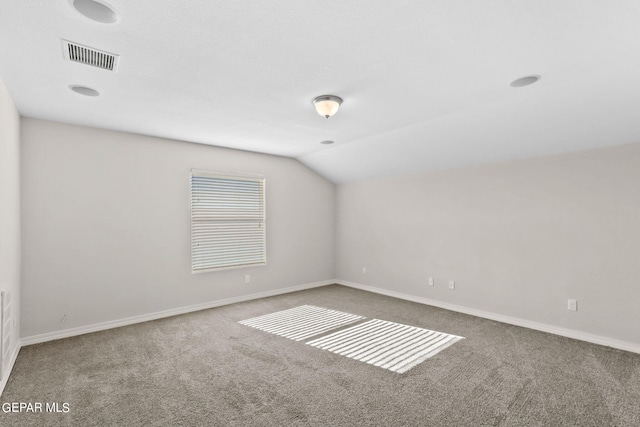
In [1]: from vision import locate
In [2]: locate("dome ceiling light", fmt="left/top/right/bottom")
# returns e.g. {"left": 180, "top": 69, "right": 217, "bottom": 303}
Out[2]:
{"left": 312, "top": 95, "right": 343, "bottom": 119}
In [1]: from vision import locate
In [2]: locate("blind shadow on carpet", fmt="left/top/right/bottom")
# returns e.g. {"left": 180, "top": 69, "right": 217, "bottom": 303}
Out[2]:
{"left": 239, "top": 305, "right": 464, "bottom": 373}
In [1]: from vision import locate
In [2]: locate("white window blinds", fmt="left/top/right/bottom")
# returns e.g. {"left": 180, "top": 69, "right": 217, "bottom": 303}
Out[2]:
{"left": 190, "top": 170, "right": 265, "bottom": 272}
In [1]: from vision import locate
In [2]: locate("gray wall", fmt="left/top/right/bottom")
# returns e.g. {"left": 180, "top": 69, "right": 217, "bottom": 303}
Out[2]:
{"left": 336, "top": 143, "right": 640, "bottom": 344}
{"left": 18, "top": 115, "right": 640, "bottom": 347}
{"left": 20, "top": 118, "right": 335, "bottom": 338}
{"left": 0, "top": 80, "right": 21, "bottom": 380}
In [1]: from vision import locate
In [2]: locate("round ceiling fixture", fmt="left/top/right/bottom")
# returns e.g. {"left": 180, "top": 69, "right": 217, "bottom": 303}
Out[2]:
{"left": 320, "top": 140, "right": 334, "bottom": 145}
{"left": 70, "top": 85, "right": 100, "bottom": 97}
{"left": 71, "top": 0, "right": 119, "bottom": 24}
{"left": 312, "top": 95, "right": 343, "bottom": 119}
{"left": 510, "top": 75, "right": 541, "bottom": 88}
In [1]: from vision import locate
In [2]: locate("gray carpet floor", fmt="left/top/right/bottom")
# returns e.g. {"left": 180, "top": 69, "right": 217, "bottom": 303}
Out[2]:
{"left": 2, "top": 284, "right": 639, "bottom": 426}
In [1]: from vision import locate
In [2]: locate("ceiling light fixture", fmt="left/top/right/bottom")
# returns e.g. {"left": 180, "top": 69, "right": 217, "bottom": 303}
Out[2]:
{"left": 312, "top": 95, "right": 343, "bottom": 119}
{"left": 320, "top": 140, "right": 334, "bottom": 145}
{"left": 510, "top": 75, "right": 541, "bottom": 88}
{"left": 71, "top": 0, "right": 119, "bottom": 24}
{"left": 70, "top": 85, "right": 100, "bottom": 97}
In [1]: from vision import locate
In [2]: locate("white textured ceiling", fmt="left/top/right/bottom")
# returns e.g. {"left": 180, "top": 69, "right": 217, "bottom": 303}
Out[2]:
{"left": 2, "top": 1, "right": 640, "bottom": 183}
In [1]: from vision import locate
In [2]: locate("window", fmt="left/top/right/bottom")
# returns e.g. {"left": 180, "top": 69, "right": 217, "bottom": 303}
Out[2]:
{"left": 190, "top": 170, "right": 265, "bottom": 272}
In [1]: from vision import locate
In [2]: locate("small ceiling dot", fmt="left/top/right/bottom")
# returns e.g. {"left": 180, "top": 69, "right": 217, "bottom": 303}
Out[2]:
{"left": 72, "top": 0, "right": 119, "bottom": 24}
{"left": 510, "top": 75, "right": 541, "bottom": 88}
{"left": 70, "top": 85, "right": 100, "bottom": 97}
{"left": 320, "top": 140, "right": 335, "bottom": 145}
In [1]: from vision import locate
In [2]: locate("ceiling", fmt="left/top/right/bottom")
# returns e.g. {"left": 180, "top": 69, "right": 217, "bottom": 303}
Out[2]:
{"left": 2, "top": 1, "right": 640, "bottom": 183}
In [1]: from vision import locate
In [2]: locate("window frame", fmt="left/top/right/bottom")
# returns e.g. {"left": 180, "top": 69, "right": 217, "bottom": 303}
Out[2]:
{"left": 190, "top": 169, "right": 266, "bottom": 273}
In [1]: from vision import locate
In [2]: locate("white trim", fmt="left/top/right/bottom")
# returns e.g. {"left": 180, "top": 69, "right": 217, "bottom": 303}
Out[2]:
{"left": 0, "top": 339, "right": 21, "bottom": 397}
{"left": 21, "top": 280, "right": 332, "bottom": 346}
{"left": 336, "top": 280, "right": 640, "bottom": 355}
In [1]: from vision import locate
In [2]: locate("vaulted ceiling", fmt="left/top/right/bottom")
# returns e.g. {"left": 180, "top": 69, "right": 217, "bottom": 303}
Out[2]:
{"left": 2, "top": 1, "right": 640, "bottom": 182}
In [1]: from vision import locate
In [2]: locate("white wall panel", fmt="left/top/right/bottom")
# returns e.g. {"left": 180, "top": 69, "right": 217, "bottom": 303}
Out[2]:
{"left": 336, "top": 143, "right": 640, "bottom": 345}
{"left": 20, "top": 118, "right": 335, "bottom": 337}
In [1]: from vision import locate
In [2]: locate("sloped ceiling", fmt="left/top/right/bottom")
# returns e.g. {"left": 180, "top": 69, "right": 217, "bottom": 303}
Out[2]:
{"left": 2, "top": 1, "right": 640, "bottom": 183}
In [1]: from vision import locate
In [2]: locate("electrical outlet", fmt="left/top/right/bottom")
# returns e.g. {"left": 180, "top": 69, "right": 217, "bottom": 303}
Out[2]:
{"left": 245, "top": 275, "right": 250, "bottom": 284}
{"left": 428, "top": 277, "right": 434, "bottom": 286}
{"left": 448, "top": 280, "right": 455, "bottom": 290}
{"left": 362, "top": 267, "right": 367, "bottom": 274}
{"left": 567, "top": 299, "right": 577, "bottom": 311}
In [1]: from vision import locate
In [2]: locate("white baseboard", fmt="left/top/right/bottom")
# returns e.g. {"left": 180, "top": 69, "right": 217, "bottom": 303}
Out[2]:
{"left": 21, "top": 280, "right": 333, "bottom": 347}
{"left": 0, "top": 340, "right": 21, "bottom": 397}
{"left": 336, "top": 280, "right": 640, "bottom": 355}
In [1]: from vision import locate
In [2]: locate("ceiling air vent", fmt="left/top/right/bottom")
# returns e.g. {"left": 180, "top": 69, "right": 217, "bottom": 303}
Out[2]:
{"left": 62, "top": 40, "right": 119, "bottom": 71}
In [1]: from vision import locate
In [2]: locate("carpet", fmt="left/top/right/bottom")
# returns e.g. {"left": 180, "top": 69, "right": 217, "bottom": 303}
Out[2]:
{"left": 307, "top": 319, "right": 463, "bottom": 373}
{"left": 238, "top": 304, "right": 364, "bottom": 341}
{"left": 240, "top": 305, "right": 463, "bottom": 374}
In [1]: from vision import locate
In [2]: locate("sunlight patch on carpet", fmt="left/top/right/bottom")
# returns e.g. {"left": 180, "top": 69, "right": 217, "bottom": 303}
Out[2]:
{"left": 306, "top": 319, "right": 464, "bottom": 373}
{"left": 239, "top": 305, "right": 364, "bottom": 341}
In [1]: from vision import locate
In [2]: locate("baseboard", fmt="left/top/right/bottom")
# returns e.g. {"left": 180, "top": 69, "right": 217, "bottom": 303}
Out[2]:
{"left": 0, "top": 340, "right": 21, "bottom": 397}
{"left": 336, "top": 280, "right": 640, "bottom": 355}
{"left": 21, "top": 280, "right": 333, "bottom": 346}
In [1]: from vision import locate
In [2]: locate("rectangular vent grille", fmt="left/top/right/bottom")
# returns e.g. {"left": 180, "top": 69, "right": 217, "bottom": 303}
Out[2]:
{"left": 62, "top": 40, "right": 119, "bottom": 71}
